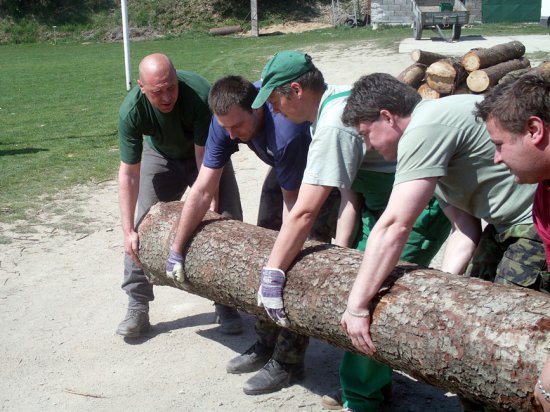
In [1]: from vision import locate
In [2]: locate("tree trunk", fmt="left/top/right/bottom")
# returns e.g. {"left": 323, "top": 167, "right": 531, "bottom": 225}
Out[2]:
{"left": 498, "top": 68, "right": 532, "bottom": 85}
{"left": 138, "top": 201, "right": 550, "bottom": 411}
{"left": 467, "top": 57, "right": 531, "bottom": 93}
{"left": 425, "top": 58, "right": 467, "bottom": 94}
{"left": 461, "top": 41, "right": 526, "bottom": 72}
{"left": 411, "top": 49, "right": 448, "bottom": 66}
{"left": 530, "top": 60, "right": 550, "bottom": 81}
{"left": 397, "top": 63, "right": 426, "bottom": 88}
{"left": 417, "top": 83, "right": 441, "bottom": 99}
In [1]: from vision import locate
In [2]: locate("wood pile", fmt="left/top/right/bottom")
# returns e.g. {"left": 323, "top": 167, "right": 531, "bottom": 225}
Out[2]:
{"left": 397, "top": 40, "right": 550, "bottom": 99}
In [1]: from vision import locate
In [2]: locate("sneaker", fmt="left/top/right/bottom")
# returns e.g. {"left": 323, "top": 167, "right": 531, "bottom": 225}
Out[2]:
{"left": 243, "top": 358, "right": 305, "bottom": 395}
{"left": 116, "top": 308, "right": 150, "bottom": 338}
{"left": 214, "top": 303, "right": 243, "bottom": 335}
{"left": 226, "top": 341, "right": 274, "bottom": 374}
{"left": 321, "top": 389, "right": 343, "bottom": 410}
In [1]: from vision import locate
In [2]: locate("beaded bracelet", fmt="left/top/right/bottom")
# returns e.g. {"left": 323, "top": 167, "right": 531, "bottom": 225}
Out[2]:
{"left": 538, "top": 379, "right": 550, "bottom": 403}
{"left": 346, "top": 307, "right": 370, "bottom": 318}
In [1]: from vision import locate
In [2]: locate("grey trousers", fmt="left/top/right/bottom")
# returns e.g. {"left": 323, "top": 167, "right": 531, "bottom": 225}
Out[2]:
{"left": 121, "top": 143, "right": 243, "bottom": 308}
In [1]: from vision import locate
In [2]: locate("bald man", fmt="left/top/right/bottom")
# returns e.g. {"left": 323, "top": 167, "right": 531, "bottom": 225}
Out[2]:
{"left": 116, "top": 53, "right": 243, "bottom": 338}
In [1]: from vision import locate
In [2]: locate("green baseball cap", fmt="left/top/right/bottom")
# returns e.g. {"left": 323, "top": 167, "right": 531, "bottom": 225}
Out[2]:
{"left": 251, "top": 51, "right": 314, "bottom": 109}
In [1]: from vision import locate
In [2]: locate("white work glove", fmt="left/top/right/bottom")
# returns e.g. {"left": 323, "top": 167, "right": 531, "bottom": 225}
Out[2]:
{"left": 166, "top": 249, "right": 185, "bottom": 283}
{"left": 257, "top": 267, "right": 289, "bottom": 327}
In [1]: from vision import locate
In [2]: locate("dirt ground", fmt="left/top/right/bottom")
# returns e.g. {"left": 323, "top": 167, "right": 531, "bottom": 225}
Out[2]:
{"left": 0, "top": 43, "right": 465, "bottom": 411}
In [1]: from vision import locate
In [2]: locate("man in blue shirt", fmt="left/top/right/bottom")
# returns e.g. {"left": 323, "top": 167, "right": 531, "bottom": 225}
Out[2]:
{"left": 166, "top": 75, "right": 338, "bottom": 395}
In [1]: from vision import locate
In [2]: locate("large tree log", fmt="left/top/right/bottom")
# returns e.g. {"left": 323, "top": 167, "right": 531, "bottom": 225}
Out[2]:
{"left": 467, "top": 57, "right": 531, "bottom": 93}
{"left": 411, "top": 49, "right": 448, "bottom": 66}
{"left": 425, "top": 58, "right": 467, "bottom": 94}
{"left": 397, "top": 63, "right": 426, "bottom": 88}
{"left": 462, "top": 41, "right": 526, "bottom": 72}
{"left": 417, "top": 83, "right": 442, "bottom": 100}
{"left": 138, "top": 201, "right": 550, "bottom": 411}
{"left": 530, "top": 60, "right": 550, "bottom": 81}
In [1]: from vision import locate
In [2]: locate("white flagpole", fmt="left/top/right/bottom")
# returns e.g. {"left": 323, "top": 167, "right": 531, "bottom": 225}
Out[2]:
{"left": 121, "top": 0, "right": 132, "bottom": 91}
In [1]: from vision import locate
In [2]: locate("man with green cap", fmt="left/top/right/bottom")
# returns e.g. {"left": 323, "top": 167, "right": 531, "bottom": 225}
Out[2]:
{"left": 252, "top": 51, "right": 450, "bottom": 410}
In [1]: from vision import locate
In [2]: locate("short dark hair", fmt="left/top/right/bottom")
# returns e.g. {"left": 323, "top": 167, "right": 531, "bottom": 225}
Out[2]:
{"left": 208, "top": 75, "right": 258, "bottom": 115}
{"left": 475, "top": 74, "right": 550, "bottom": 135}
{"left": 342, "top": 73, "right": 421, "bottom": 127}
{"left": 274, "top": 66, "right": 325, "bottom": 96}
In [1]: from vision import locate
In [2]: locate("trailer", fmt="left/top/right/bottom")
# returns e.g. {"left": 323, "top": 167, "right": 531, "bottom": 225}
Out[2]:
{"left": 411, "top": 0, "right": 470, "bottom": 42}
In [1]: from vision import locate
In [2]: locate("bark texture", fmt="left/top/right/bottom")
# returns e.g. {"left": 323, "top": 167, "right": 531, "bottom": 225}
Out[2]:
{"left": 139, "top": 201, "right": 550, "bottom": 411}
{"left": 466, "top": 58, "right": 531, "bottom": 92}
{"left": 418, "top": 82, "right": 442, "bottom": 99}
{"left": 397, "top": 63, "right": 426, "bottom": 88}
{"left": 411, "top": 49, "right": 448, "bottom": 66}
{"left": 462, "top": 41, "right": 526, "bottom": 72}
{"left": 425, "top": 58, "right": 467, "bottom": 94}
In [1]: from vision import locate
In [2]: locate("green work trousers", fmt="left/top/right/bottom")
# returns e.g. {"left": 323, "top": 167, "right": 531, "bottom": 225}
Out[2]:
{"left": 341, "top": 170, "right": 451, "bottom": 411}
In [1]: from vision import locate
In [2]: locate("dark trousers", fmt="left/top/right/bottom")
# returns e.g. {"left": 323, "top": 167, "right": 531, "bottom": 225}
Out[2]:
{"left": 121, "top": 143, "right": 243, "bottom": 308}
{"left": 255, "top": 168, "right": 340, "bottom": 364}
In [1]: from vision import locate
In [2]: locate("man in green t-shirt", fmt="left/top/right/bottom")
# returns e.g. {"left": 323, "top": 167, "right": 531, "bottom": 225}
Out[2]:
{"left": 116, "top": 53, "right": 243, "bottom": 338}
{"left": 251, "top": 51, "right": 449, "bottom": 409}
{"left": 341, "top": 73, "right": 546, "bottom": 410}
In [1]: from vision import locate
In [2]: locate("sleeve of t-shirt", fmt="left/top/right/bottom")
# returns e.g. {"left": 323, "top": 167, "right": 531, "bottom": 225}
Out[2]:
{"left": 273, "top": 126, "right": 310, "bottom": 191}
{"left": 118, "top": 111, "right": 143, "bottom": 165}
{"left": 192, "top": 98, "right": 213, "bottom": 147}
{"left": 302, "top": 125, "right": 364, "bottom": 189}
{"left": 394, "top": 124, "right": 455, "bottom": 185}
{"left": 203, "top": 116, "right": 238, "bottom": 169}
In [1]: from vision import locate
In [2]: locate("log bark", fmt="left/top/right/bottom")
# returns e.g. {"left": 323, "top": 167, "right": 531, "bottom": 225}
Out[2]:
{"left": 499, "top": 68, "right": 532, "bottom": 85}
{"left": 208, "top": 25, "right": 242, "bottom": 36}
{"left": 417, "top": 83, "right": 441, "bottom": 99}
{"left": 138, "top": 201, "right": 550, "bottom": 411}
{"left": 411, "top": 49, "right": 448, "bottom": 66}
{"left": 530, "top": 60, "right": 550, "bottom": 82}
{"left": 462, "top": 41, "right": 526, "bottom": 72}
{"left": 467, "top": 57, "right": 531, "bottom": 93}
{"left": 425, "top": 58, "right": 467, "bottom": 94}
{"left": 397, "top": 63, "right": 426, "bottom": 88}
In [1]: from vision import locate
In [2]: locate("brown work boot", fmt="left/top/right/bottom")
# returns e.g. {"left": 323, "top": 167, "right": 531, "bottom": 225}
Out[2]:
{"left": 321, "top": 389, "right": 343, "bottom": 410}
{"left": 116, "top": 308, "right": 150, "bottom": 338}
{"left": 243, "top": 358, "right": 305, "bottom": 395}
{"left": 214, "top": 303, "right": 243, "bottom": 335}
{"left": 321, "top": 384, "right": 392, "bottom": 410}
{"left": 227, "top": 341, "right": 274, "bottom": 374}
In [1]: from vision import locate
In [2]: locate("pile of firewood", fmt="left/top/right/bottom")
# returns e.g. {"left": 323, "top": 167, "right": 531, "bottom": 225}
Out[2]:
{"left": 397, "top": 40, "right": 550, "bottom": 99}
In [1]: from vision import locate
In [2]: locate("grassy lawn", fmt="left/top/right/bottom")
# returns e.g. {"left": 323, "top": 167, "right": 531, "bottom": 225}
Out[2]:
{"left": 0, "top": 23, "right": 547, "bottom": 223}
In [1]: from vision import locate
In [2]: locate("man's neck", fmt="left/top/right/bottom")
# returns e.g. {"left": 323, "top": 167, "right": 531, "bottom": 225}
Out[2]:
{"left": 306, "top": 89, "right": 325, "bottom": 123}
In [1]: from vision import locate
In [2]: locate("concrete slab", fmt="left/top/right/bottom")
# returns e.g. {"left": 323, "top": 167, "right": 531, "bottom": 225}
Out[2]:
{"left": 399, "top": 34, "right": 550, "bottom": 56}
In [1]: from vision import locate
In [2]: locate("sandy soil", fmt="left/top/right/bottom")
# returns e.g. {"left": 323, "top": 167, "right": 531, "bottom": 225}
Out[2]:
{"left": 0, "top": 43, "right": 464, "bottom": 411}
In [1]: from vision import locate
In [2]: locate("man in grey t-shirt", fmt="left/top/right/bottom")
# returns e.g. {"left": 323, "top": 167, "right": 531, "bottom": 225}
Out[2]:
{"left": 341, "top": 73, "right": 545, "bottom": 409}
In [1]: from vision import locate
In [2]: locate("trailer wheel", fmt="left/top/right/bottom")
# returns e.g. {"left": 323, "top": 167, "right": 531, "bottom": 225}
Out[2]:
{"left": 413, "top": 18, "right": 422, "bottom": 40}
{"left": 451, "top": 24, "right": 461, "bottom": 41}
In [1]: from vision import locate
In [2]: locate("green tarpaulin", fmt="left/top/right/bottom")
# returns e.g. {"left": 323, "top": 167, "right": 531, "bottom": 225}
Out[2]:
{"left": 482, "top": 0, "right": 541, "bottom": 22}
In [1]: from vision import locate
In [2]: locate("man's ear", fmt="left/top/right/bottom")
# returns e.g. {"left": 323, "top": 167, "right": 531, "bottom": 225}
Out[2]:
{"left": 137, "top": 79, "right": 145, "bottom": 93}
{"left": 289, "top": 81, "right": 303, "bottom": 98}
{"left": 380, "top": 109, "right": 394, "bottom": 125}
{"left": 527, "top": 116, "right": 546, "bottom": 146}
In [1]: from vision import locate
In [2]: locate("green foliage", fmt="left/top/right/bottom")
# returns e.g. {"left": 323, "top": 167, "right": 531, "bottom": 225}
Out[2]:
{"left": 0, "top": 22, "right": 548, "bottom": 223}
{"left": 0, "top": 0, "right": 333, "bottom": 44}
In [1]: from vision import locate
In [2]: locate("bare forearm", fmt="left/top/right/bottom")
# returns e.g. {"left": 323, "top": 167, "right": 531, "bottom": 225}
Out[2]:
{"left": 266, "top": 211, "right": 316, "bottom": 271}
{"left": 172, "top": 189, "right": 213, "bottom": 253}
{"left": 347, "top": 223, "right": 410, "bottom": 311}
{"left": 440, "top": 229, "right": 478, "bottom": 275}
{"left": 334, "top": 189, "right": 362, "bottom": 247}
{"left": 118, "top": 167, "right": 139, "bottom": 234}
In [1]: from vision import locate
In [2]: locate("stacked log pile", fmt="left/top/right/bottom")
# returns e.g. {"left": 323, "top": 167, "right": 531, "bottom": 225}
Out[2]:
{"left": 397, "top": 40, "right": 550, "bottom": 99}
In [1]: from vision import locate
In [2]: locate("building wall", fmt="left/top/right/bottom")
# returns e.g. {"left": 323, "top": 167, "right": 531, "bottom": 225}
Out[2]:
{"left": 369, "top": 0, "right": 482, "bottom": 24}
